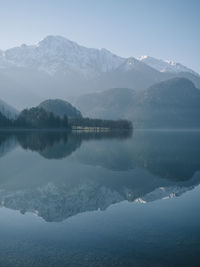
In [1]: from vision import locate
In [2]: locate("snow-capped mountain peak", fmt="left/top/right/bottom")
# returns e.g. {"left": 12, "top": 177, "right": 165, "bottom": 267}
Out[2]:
{"left": 0, "top": 36, "right": 199, "bottom": 78}
{"left": 138, "top": 55, "right": 199, "bottom": 76}
{"left": 1, "top": 35, "right": 125, "bottom": 76}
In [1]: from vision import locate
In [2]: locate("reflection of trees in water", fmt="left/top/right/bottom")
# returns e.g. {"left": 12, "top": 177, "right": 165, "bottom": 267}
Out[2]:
{"left": 1, "top": 130, "right": 200, "bottom": 181}
{"left": 1, "top": 169, "right": 200, "bottom": 222}
{"left": 16, "top": 130, "right": 132, "bottom": 159}
{"left": 75, "top": 130, "right": 200, "bottom": 181}
{"left": 0, "top": 130, "right": 200, "bottom": 221}
{"left": 17, "top": 131, "right": 82, "bottom": 159}
{"left": 0, "top": 133, "right": 17, "bottom": 158}
{"left": 72, "top": 129, "right": 133, "bottom": 141}
{"left": 0, "top": 130, "right": 132, "bottom": 160}
{"left": 131, "top": 131, "right": 200, "bottom": 181}
{"left": 17, "top": 131, "right": 69, "bottom": 151}
{"left": 0, "top": 135, "right": 8, "bottom": 147}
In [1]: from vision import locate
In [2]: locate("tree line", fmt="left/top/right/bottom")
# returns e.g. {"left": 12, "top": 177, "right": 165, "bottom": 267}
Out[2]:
{"left": 0, "top": 107, "right": 132, "bottom": 130}
{"left": 69, "top": 117, "right": 132, "bottom": 130}
{"left": 0, "top": 107, "right": 69, "bottom": 129}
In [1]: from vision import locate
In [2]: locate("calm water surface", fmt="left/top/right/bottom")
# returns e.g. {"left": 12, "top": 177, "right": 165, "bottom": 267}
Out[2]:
{"left": 0, "top": 130, "right": 200, "bottom": 266}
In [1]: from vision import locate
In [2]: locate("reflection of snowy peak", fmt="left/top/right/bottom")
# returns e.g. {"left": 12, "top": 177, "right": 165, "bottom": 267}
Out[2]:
{"left": 0, "top": 182, "right": 123, "bottom": 222}
{"left": 1, "top": 172, "right": 200, "bottom": 222}
{"left": 135, "top": 185, "right": 195, "bottom": 203}
{"left": 138, "top": 55, "right": 199, "bottom": 76}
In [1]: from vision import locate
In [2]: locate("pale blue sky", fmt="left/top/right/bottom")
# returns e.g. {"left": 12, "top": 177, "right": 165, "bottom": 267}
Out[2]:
{"left": 0, "top": 0, "right": 199, "bottom": 72}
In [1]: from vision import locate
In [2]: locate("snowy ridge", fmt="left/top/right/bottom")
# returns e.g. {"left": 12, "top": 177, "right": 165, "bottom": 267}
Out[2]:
{"left": 0, "top": 35, "right": 198, "bottom": 78}
{"left": 0, "top": 181, "right": 123, "bottom": 222}
{"left": 2, "top": 35, "right": 125, "bottom": 77}
{"left": 0, "top": 173, "right": 199, "bottom": 222}
{"left": 135, "top": 185, "right": 194, "bottom": 203}
{"left": 138, "top": 55, "right": 199, "bottom": 76}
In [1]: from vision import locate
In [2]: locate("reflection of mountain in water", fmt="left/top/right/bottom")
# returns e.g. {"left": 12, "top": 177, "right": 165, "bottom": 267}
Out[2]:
{"left": 3, "top": 130, "right": 200, "bottom": 181}
{"left": 75, "top": 130, "right": 200, "bottom": 180}
{"left": 0, "top": 171, "right": 200, "bottom": 222}
{"left": 132, "top": 131, "right": 200, "bottom": 181}
{"left": 3, "top": 130, "right": 132, "bottom": 159}
{"left": 0, "top": 130, "right": 200, "bottom": 222}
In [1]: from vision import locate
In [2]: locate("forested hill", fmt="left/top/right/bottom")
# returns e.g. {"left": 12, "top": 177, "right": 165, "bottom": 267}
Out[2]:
{"left": 38, "top": 99, "right": 82, "bottom": 118}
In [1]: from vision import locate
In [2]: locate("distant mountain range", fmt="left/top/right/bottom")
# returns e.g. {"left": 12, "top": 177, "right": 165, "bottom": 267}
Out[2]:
{"left": 0, "top": 35, "right": 200, "bottom": 128}
{"left": 0, "top": 35, "right": 199, "bottom": 109}
{"left": 75, "top": 78, "right": 200, "bottom": 128}
{"left": 1, "top": 36, "right": 198, "bottom": 78}
{"left": 1, "top": 77, "right": 200, "bottom": 128}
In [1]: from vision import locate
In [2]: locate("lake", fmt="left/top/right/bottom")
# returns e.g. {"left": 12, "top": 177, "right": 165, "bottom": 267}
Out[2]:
{"left": 0, "top": 129, "right": 200, "bottom": 266}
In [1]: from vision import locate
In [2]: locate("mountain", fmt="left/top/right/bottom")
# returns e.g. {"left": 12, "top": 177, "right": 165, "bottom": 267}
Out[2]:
{"left": 0, "top": 36, "right": 199, "bottom": 109}
{"left": 135, "top": 78, "right": 200, "bottom": 128}
{"left": 4, "top": 36, "right": 125, "bottom": 77}
{"left": 75, "top": 78, "right": 200, "bottom": 128}
{"left": 38, "top": 99, "right": 82, "bottom": 118}
{"left": 0, "top": 98, "right": 18, "bottom": 119}
{"left": 3, "top": 36, "right": 198, "bottom": 78}
{"left": 92, "top": 57, "right": 170, "bottom": 91}
{"left": 138, "top": 55, "right": 199, "bottom": 76}
{"left": 75, "top": 88, "right": 134, "bottom": 119}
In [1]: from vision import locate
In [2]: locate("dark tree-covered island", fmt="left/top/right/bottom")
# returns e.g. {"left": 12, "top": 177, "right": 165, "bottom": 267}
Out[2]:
{"left": 0, "top": 107, "right": 132, "bottom": 130}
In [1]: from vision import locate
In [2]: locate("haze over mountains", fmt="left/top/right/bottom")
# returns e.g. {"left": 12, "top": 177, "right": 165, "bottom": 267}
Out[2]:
{"left": 0, "top": 35, "right": 200, "bottom": 128}
{"left": 0, "top": 35, "right": 200, "bottom": 110}
{"left": 75, "top": 78, "right": 200, "bottom": 128}
{"left": 0, "top": 98, "right": 18, "bottom": 119}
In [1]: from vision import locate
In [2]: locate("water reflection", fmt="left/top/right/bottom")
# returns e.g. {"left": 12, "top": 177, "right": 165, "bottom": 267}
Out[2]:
{"left": 0, "top": 130, "right": 200, "bottom": 222}
{"left": 17, "top": 132, "right": 82, "bottom": 159}
{"left": 75, "top": 130, "right": 200, "bottom": 180}
{"left": 0, "top": 130, "right": 132, "bottom": 159}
